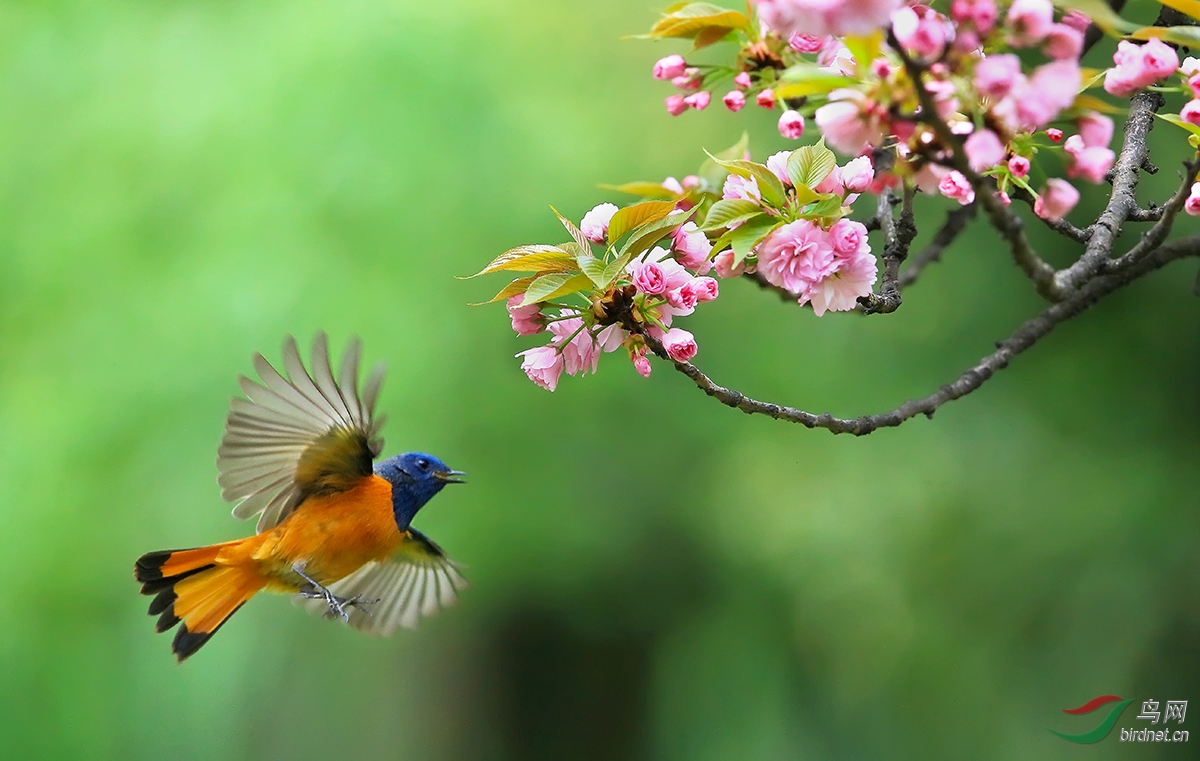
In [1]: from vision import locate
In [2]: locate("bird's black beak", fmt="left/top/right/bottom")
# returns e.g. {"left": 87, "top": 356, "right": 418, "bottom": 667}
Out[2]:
{"left": 434, "top": 469, "right": 466, "bottom": 484}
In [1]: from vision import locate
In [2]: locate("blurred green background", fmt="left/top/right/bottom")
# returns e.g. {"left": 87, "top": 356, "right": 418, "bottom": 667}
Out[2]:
{"left": 0, "top": 1, "right": 1197, "bottom": 759}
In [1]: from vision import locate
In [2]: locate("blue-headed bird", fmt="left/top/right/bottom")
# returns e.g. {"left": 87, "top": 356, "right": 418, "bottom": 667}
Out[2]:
{"left": 134, "top": 333, "right": 466, "bottom": 661}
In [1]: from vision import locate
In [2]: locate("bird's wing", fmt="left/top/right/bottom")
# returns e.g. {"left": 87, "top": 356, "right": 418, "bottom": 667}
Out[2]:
{"left": 297, "top": 528, "right": 467, "bottom": 636}
{"left": 217, "top": 332, "right": 386, "bottom": 532}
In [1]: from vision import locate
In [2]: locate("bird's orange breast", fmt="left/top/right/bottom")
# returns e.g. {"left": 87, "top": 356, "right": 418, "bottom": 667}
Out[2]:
{"left": 244, "top": 474, "right": 403, "bottom": 588}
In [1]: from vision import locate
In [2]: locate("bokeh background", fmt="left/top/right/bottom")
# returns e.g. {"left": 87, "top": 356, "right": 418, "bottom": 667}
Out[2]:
{"left": 0, "top": 1, "right": 1197, "bottom": 759}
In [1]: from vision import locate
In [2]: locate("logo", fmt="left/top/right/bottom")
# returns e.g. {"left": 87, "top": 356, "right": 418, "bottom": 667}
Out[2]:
{"left": 1046, "top": 695, "right": 1188, "bottom": 744}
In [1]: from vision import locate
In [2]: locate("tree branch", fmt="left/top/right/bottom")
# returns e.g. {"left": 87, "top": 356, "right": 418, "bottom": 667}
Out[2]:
{"left": 859, "top": 185, "right": 917, "bottom": 313}
{"left": 1102, "top": 157, "right": 1200, "bottom": 274}
{"left": 645, "top": 233, "right": 1200, "bottom": 434}
{"left": 898, "top": 202, "right": 977, "bottom": 289}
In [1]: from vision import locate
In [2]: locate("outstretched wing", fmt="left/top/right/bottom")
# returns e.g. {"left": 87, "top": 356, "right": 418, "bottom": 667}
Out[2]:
{"left": 217, "top": 332, "right": 386, "bottom": 532}
{"left": 298, "top": 529, "right": 467, "bottom": 636}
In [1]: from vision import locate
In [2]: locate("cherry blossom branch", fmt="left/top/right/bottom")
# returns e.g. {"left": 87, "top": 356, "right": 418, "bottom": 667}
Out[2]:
{"left": 892, "top": 42, "right": 1063, "bottom": 301}
{"left": 1053, "top": 90, "right": 1166, "bottom": 293}
{"left": 898, "top": 202, "right": 977, "bottom": 290}
{"left": 644, "top": 232, "right": 1200, "bottom": 434}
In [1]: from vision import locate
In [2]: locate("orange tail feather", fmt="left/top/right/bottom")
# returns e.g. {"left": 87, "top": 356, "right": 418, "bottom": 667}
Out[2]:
{"left": 135, "top": 542, "right": 265, "bottom": 661}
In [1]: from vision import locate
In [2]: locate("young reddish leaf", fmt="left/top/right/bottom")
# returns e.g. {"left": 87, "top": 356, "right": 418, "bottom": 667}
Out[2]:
{"left": 607, "top": 200, "right": 677, "bottom": 243}
{"left": 469, "top": 276, "right": 537, "bottom": 306}
{"left": 700, "top": 198, "right": 762, "bottom": 230}
{"left": 692, "top": 24, "right": 735, "bottom": 50}
{"left": 520, "top": 273, "right": 595, "bottom": 306}
{"left": 465, "top": 245, "right": 575, "bottom": 278}
{"left": 550, "top": 205, "right": 593, "bottom": 252}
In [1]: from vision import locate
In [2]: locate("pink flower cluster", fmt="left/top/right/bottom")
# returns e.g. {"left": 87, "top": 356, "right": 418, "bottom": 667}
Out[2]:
{"left": 753, "top": 0, "right": 902, "bottom": 38}
{"left": 757, "top": 218, "right": 877, "bottom": 315}
{"left": 516, "top": 313, "right": 624, "bottom": 392}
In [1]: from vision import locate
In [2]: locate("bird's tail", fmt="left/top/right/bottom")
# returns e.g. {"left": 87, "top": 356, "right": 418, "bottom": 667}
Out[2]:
{"left": 134, "top": 541, "right": 265, "bottom": 662}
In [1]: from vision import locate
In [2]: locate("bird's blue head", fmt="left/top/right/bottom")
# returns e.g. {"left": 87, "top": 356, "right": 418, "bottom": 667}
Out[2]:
{"left": 374, "top": 452, "right": 464, "bottom": 529}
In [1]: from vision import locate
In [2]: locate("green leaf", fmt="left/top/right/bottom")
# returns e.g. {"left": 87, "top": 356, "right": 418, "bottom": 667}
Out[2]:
{"left": 709, "top": 157, "right": 788, "bottom": 208}
{"left": 599, "top": 181, "right": 676, "bottom": 199}
{"left": 792, "top": 183, "right": 821, "bottom": 206}
{"left": 698, "top": 132, "right": 749, "bottom": 191}
{"left": 700, "top": 198, "right": 763, "bottom": 230}
{"left": 715, "top": 214, "right": 780, "bottom": 265}
{"left": 465, "top": 245, "right": 575, "bottom": 278}
{"left": 840, "top": 31, "right": 882, "bottom": 70}
{"left": 576, "top": 253, "right": 610, "bottom": 289}
{"left": 1131, "top": 24, "right": 1200, "bottom": 46}
{"left": 802, "top": 195, "right": 846, "bottom": 223}
{"left": 1049, "top": 0, "right": 1136, "bottom": 34}
{"left": 774, "top": 64, "right": 855, "bottom": 100}
{"left": 649, "top": 3, "right": 748, "bottom": 39}
{"left": 607, "top": 200, "right": 677, "bottom": 243}
{"left": 786, "top": 141, "right": 837, "bottom": 190}
{"left": 616, "top": 209, "right": 693, "bottom": 264}
{"left": 550, "top": 205, "right": 592, "bottom": 251}
{"left": 469, "top": 276, "right": 537, "bottom": 306}
{"left": 1158, "top": 112, "right": 1200, "bottom": 139}
{"left": 520, "top": 272, "right": 594, "bottom": 306}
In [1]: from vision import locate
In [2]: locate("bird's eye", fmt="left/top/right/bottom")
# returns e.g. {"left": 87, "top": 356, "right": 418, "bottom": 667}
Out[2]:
{"left": 417, "top": 458, "right": 429, "bottom": 470}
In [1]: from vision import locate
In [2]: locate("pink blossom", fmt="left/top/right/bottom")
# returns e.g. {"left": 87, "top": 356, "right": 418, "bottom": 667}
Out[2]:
{"left": 1043, "top": 23, "right": 1083, "bottom": 60}
{"left": 1062, "top": 9, "right": 1091, "bottom": 32}
{"left": 839, "top": 156, "right": 873, "bottom": 192}
{"left": 1183, "top": 57, "right": 1200, "bottom": 77}
{"left": 723, "top": 90, "right": 746, "bottom": 112}
{"left": 580, "top": 203, "right": 618, "bottom": 244}
{"left": 662, "top": 176, "right": 685, "bottom": 195}
{"left": 597, "top": 324, "right": 625, "bottom": 353}
{"left": 653, "top": 55, "right": 687, "bottom": 81}
{"left": 756, "top": 88, "right": 776, "bottom": 109}
{"left": 1006, "top": 0, "right": 1054, "bottom": 44}
{"left": 1189, "top": 73, "right": 1200, "bottom": 99}
{"left": 938, "top": 171, "right": 975, "bottom": 205}
{"left": 713, "top": 250, "right": 746, "bottom": 278}
{"left": 964, "top": 129, "right": 1005, "bottom": 173}
{"left": 766, "top": 151, "right": 793, "bottom": 186}
{"left": 815, "top": 89, "right": 883, "bottom": 155}
{"left": 548, "top": 315, "right": 600, "bottom": 376}
{"left": 631, "top": 261, "right": 667, "bottom": 295}
{"left": 1067, "top": 145, "right": 1114, "bottom": 184}
{"left": 673, "top": 67, "right": 702, "bottom": 91}
{"left": 684, "top": 276, "right": 719, "bottom": 303}
{"left": 665, "top": 285, "right": 699, "bottom": 311}
{"left": 506, "top": 295, "right": 545, "bottom": 336}
{"left": 974, "top": 54, "right": 1022, "bottom": 99}
{"left": 632, "top": 352, "right": 652, "bottom": 378}
{"left": 665, "top": 94, "right": 688, "bottom": 116}
{"left": 517, "top": 345, "right": 564, "bottom": 391}
{"left": 778, "top": 110, "right": 806, "bottom": 140}
{"left": 682, "top": 175, "right": 701, "bottom": 190}
{"left": 655, "top": 253, "right": 694, "bottom": 291}
{"left": 1011, "top": 59, "right": 1080, "bottom": 131}
{"left": 799, "top": 252, "right": 878, "bottom": 316}
{"left": 789, "top": 32, "right": 827, "bottom": 53}
{"left": 754, "top": 0, "right": 904, "bottom": 37}
{"left": 1008, "top": 155, "right": 1030, "bottom": 178}
{"left": 734, "top": 72, "right": 752, "bottom": 89}
{"left": 996, "top": 190, "right": 1012, "bottom": 206}
{"left": 891, "top": 5, "right": 949, "bottom": 60}
{"left": 757, "top": 219, "right": 836, "bottom": 293}
{"left": 722, "top": 173, "right": 761, "bottom": 203}
{"left": 1182, "top": 100, "right": 1200, "bottom": 127}
{"left": 813, "top": 167, "right": 844, "bottom": 196}
{"left": 684, "top": 91, "right": 711, "bottom": 111}
{"left": 1184, "top": 183, "right": 1200, "bottom": 216}
{"left": 660, "top": 328, "right": 698, "bottom": 362}
{"left": 1046, "top": 128, "right": 1063, "bottom": 142}
{"left": 1077, "top": 112, "right": 1114, "bottom": 148}
{"left": 828, "top": 218, "right": 870, "bottom": 257}
{"left": 1033, "top": 178, "right": 1080, "bottom": 222}
{"left": 672, "top": 222, "right": 713, "bottom": 270}
{"left": 1105, "top": 39, "right": 1180, "bottom": 97}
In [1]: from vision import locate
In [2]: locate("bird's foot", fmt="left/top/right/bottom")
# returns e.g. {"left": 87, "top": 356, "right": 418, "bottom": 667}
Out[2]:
{"left": 292, "top": 563, "right": 373, "bottom": 622}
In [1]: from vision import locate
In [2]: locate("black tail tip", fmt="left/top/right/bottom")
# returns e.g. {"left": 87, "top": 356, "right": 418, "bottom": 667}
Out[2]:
{"left": 172, "top": 625, "right": 213, "bottom": 662}
{"left": 134, "top": 550, "right": 173, "bottom": 583}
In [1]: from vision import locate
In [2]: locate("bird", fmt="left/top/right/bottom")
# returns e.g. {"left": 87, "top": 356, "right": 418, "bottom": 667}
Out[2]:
{"left": 134, "top": 332, "right": 467, "bottom": 662}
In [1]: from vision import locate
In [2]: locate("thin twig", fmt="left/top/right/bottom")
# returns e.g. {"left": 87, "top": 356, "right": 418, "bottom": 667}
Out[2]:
{"left": 898, "top": 202, "right": 977, "bottom": 289}
{"left": 859, "top": 185, "right": 917, "bottom": 313}
{"left": 645, "top": 233, "right": 1200, "bottom": 434}
{"left": 742, "top": 269, "right": 800, "bottom": 302}
{"left": 1102, "top": 157, "right": 1200, "bottom": 274}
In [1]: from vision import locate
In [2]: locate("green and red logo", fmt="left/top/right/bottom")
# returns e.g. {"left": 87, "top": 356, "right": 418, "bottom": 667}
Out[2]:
{"left": 1046, "top": 695, "right": 1134, "bottom": 743}
{"left": 1047, "top": 695, "right": 1189, "bottom": 744}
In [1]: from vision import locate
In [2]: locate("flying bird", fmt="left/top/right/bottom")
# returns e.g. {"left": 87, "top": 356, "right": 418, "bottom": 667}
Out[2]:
{"left": 134, "top": 333, "right": 466, "bottom": 661}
